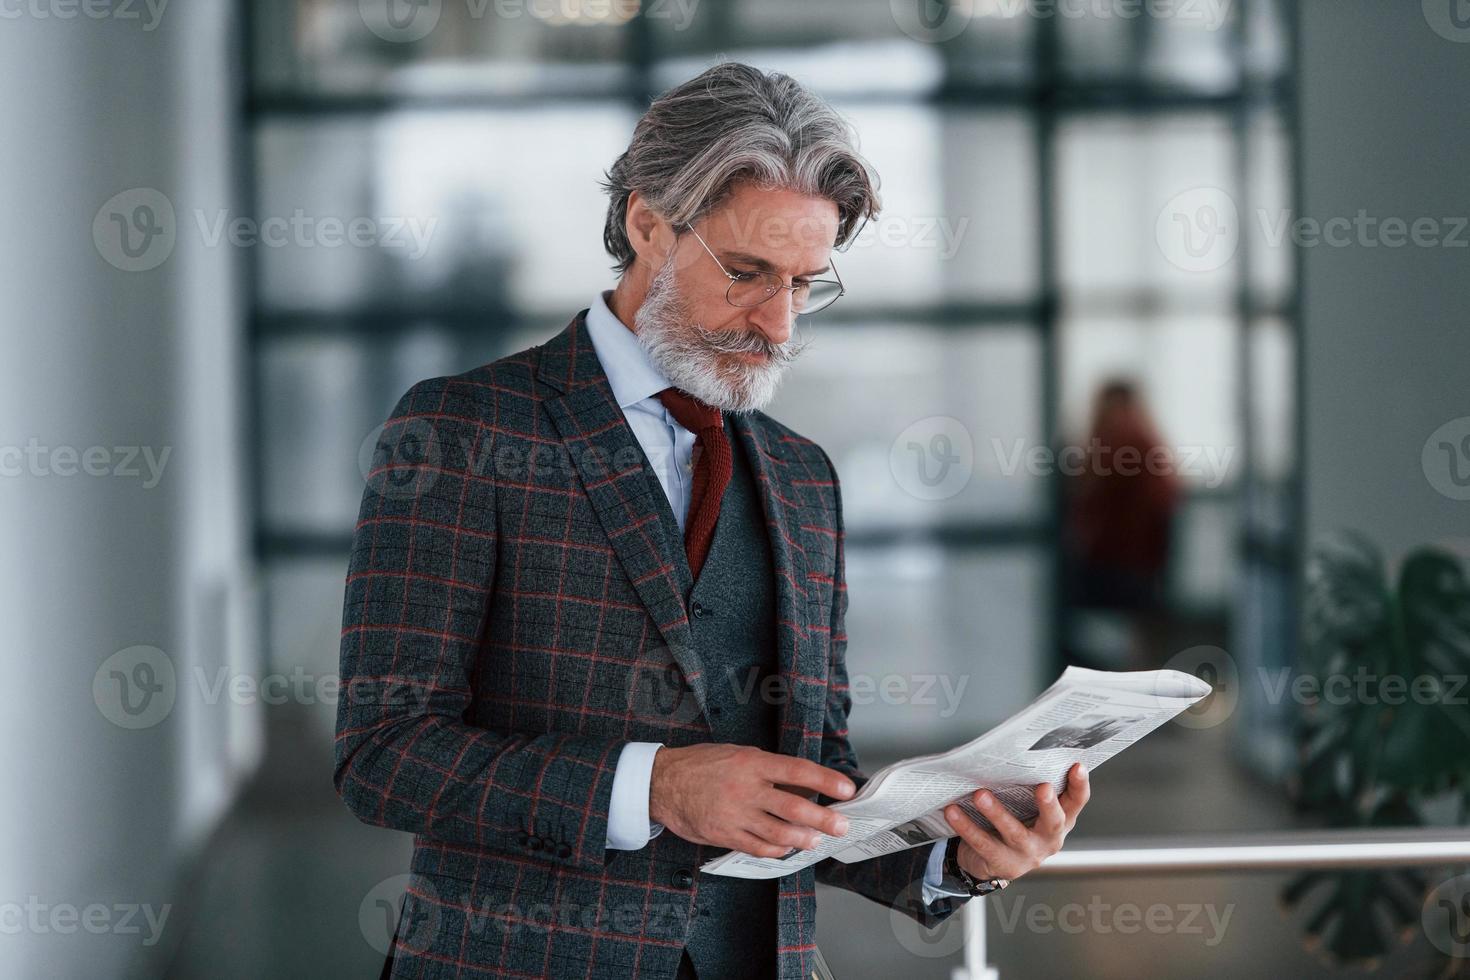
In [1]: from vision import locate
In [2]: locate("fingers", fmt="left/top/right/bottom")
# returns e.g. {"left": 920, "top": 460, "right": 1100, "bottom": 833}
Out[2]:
{"left": 943, "top": 803, "right": 1008, "bottom": 874}
{"left": 971, "top": 790, "right": 1028, "bottom": 848}
{"left": 1031, "top": 782, "right": 1067, "bottom": 837}
{"left": 731, "top": 830, "right": 792, "bottom": 860}
{"left": 759, "top": 753, "right": 856, "bottom": 802}
{"left": 748, "top": 812, "right": 822, "bottom": 852}
{"left": 1059, "top": 763, "right": 1091, "bottom": 824}
{"left": 761, "top": 788, "right": 850, "bottom": 839}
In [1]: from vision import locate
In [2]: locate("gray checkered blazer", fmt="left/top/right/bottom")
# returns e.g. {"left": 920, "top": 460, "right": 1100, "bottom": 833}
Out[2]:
{"left": 334, "top": 311, "right": 968, "bottom": 979}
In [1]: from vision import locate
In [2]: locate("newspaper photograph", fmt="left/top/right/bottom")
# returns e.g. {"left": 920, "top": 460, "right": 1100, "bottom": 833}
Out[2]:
{"left": 701, "top": 666, "right": 1211, "bottom": 879}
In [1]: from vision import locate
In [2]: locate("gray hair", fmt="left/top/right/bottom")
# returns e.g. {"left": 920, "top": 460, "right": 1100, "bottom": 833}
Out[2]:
{"left": 600, "top": 61, "right": 881, "bottom": 275}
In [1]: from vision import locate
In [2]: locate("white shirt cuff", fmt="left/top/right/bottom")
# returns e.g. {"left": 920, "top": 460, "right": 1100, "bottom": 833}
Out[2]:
{"left": 921, "top": 838, "right": 972, "bottom": 904}
{"left": 606, "top": 741, "right": 665, "bottom": 850}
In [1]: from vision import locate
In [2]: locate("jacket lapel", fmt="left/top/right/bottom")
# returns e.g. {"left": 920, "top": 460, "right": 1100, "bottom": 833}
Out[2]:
{"left": 726, "top": 412, "right": 817, "bottom": 762}
{"left": 537, "top": 313, "right": 709, "bottom": 713}
{"left": 537, "top": 310, "right": 820, "bottom": 755}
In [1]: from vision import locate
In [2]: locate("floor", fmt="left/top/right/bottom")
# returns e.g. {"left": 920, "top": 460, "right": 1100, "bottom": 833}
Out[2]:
{"left": 161, "top": 702, "right": 1454, "bottom": 980}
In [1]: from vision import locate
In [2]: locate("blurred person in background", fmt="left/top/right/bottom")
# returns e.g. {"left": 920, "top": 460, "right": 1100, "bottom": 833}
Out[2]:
{"left": 1063, "top": 379, "right": 1181, "bottom": 669}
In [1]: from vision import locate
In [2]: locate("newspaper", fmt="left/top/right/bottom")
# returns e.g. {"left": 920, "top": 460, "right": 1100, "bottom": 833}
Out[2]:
{"left": 701, "top": 666, "right": 1211, "bottom": 879}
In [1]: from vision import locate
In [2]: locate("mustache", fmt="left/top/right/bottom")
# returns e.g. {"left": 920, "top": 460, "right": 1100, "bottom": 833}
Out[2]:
{"left": 697, "top": 325, "right": 810, "bottom": 365}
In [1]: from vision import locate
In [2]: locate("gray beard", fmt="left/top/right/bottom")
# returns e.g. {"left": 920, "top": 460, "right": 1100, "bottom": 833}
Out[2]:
{"left": 631, "top": 258, "right": 806, "bottom": 414}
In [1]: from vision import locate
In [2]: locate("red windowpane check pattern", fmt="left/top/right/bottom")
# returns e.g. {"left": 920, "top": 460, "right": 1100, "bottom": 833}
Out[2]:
{"left": 333, "top": 312, "right": 969, "bottom": 979}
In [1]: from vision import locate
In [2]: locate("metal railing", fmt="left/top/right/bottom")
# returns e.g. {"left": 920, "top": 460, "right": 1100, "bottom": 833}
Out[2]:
{"left": 955, "top": 828, "right": 1470, "bottom": 980}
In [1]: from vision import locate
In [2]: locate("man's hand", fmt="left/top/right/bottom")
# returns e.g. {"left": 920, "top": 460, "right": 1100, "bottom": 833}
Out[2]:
{"left": 943, "top": 762, "right": 1091, "bottom": 883}
{"left": 649, "top": 744, "right": 855, "bottom": 858}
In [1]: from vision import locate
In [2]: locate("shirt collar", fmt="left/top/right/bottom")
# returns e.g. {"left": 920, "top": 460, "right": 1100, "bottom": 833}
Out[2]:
{"left": 583, "top": 289, "right": 672, "bottom": 410}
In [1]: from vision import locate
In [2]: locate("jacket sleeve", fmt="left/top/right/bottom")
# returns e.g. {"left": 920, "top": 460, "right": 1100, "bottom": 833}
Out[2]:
{"left": 333, "top": 377, "right": 628, "bottom": 874}
{"left": 808, "top": 447, "right": 971, "bottom": 928}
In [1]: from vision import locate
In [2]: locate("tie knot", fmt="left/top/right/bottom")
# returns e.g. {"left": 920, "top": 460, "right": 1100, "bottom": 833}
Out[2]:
{"left": 657, "top": 387, "right": 722, "bottom": 435}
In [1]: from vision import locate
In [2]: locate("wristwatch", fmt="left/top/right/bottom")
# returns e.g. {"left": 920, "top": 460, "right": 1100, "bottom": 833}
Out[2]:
{"left": 940, "top": 836, "right": 1009, "bottom": 896}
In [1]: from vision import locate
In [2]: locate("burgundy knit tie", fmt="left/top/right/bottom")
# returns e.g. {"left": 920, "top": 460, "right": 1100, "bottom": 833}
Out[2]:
{"left": 656, "top": 387, "right": 732, "bottom": 580}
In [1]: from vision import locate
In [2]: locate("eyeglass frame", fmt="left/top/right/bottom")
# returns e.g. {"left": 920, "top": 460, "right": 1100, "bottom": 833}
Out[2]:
{"left": 677, "top": 222, "right": 847, "bottom": 315}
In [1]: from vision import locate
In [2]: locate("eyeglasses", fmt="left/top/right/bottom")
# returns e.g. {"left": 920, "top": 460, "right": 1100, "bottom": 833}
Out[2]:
{"left": 680, "top": 223, "right": 846, "bottom": 315}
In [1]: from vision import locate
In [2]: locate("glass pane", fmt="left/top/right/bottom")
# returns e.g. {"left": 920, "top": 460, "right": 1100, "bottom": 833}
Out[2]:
{"left": 1169, "top": 492, "right": 1237, "bottom": 609}
{"left": 261, "top": 335, "right": 379, "bottom": 535}
{"left": 259, "top": 320, "right": 559, "bottom": 536}
{"left": 252, "top": 0, "right": 634, "bottom": 95}
{"left": 654, "top": 42, "right": 946, "bottom": 100}
{"left": 1233, "top": 557, "right": 1294, "bottom": 771}
{"left": 768, "top": 324, "right": 1045, "bottom": 527}
{"left": 1056, "top": 1, "right": 1238, "bottom": 88}
{"left": 651, "top": 2, "right": 1032, "bottom": 85}
{"left": 1058, "top": 112, "right": 1239, "bottom": 301}
{"left": 256, "top": 106, "right": 638, "bottom": 313}
{"left": 1245, "top": 0, "right": 1291, "bottom": 82}
{"left": 1248, "top": 316, "right": 1294, "bottom": 484}
{"left": 844, "top": 544, "right": 1049, "bottom": 761}
{"left": 934, "top": 110, "right": 1039, "bottom": 302}
{"left": 1142, "top": 1, "right": 1240, "bottom": 91}
{"left": 264, "top": 559, "right": 354, "bottom": 745}
{"left": 1243, "top": 315, "right": 1294, "bottom": 549}
{"left": 946, "top": 2, "right": 1035, "bottom": 84}
{"left": 1247, "top": 107, "right": 1292, "bottom": 307}
{"left": 1057, "top": 5, "right": 1137, "bottom": 80}
{"left": 821, "top": 106, "right": 1038, "bottom": 306}
{"left": 1059, "top": 312, "right": 1241, "bottom": 491}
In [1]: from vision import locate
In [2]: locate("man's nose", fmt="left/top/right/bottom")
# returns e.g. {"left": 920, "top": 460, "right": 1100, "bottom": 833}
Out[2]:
{"left": 747, "top": 290, "right": 794, "bottom": 346}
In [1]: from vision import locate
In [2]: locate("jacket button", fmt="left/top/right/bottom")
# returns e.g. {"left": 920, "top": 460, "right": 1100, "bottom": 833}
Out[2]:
{"left": 528, "top": 836, "right": 544, "bottom": 851}
{"left": 555, "top": 843, "right": 572, "bottom": 859}
{"left": 671, "top": 868, "right": 694, "bottom": 889}
{"left": 516, "top": 832, "right": 529, "bottom": 848}
{"left": 691, "top": 602, "right": 705, "bottom": 618}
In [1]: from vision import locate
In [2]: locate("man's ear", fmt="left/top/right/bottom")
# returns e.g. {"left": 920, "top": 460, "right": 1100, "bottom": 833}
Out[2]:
{"left": 624, "top": 191, "right": 674, "bottom": 270}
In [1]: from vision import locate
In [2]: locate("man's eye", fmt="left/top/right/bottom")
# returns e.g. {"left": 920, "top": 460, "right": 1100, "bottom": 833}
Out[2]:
{"left": 731, "top": 270, "right": 761, "bottom": 281}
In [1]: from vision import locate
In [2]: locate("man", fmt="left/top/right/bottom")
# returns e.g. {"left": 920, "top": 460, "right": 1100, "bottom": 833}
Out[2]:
{"left": 335, "top": 61, "right": 1090, "bottom": 980}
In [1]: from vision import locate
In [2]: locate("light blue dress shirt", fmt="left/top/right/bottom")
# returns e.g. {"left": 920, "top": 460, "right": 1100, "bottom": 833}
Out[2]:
{"left": 584, "top": 291, "right": 964, "bottom": 904}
